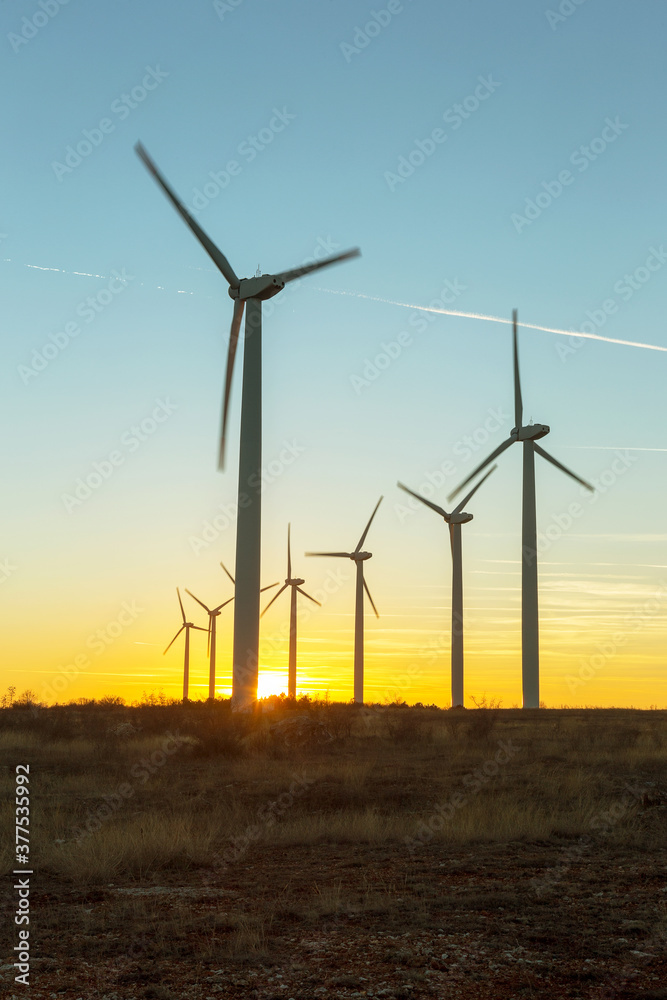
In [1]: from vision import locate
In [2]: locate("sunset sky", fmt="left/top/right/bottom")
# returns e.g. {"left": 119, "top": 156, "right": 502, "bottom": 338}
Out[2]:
{"left": 2, "top": 0, "right": 666, "bottom": 708}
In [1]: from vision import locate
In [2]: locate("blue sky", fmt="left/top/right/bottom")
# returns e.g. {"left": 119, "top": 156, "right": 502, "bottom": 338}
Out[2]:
{"left": 2, "top": 0, "right": 666, "bottom": 707}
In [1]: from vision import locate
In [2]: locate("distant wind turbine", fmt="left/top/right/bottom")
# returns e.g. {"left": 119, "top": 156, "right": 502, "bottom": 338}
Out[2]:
{"left": 135, "top": 143, "right": 360, "bottom": 711}
{"left": 163, "top": 588, "right": 208, "bottom": 701}
{"left": 261, "top": 525, "right": 320, "bottom": 699}
{"left": 184, "top": 590, "right": 234, "bottom": 701}
{"left": 397, "top": 469, "right": 495, "bottom": 708}
{"left": 447, "top": 309, "right": 593, "bottom": 708}
{"left": 307, "top": 497, "right": 383, "bottom": 704}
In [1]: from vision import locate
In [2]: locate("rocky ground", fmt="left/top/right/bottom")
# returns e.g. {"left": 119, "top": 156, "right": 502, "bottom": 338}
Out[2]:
{"left": 3, "top": 840, "right": 666, "bottom": 1000}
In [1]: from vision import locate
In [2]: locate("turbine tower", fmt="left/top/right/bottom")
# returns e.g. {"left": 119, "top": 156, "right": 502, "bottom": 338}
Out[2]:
{"left": 261, "top": 524, "right": 320, "bottom": 699}
{"left": 163, "top": 588, "right": 208, "bottom": 701}
{"left": 447, "top": 309, "right": 593, "bottom": 708}
{"left": 185, "top": 590, "right": 234, "bottom": 701}
{"left": 135, "top": 143, "right": 360, "bottom": 711}
{"left": 307, "top": 497, "right": 383, "bottom": 704}
{"left": 397, "top": 468, "right": 495, "bottom": 708}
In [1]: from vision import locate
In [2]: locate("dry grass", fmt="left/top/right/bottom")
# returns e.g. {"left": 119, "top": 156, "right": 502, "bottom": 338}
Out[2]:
{"left": 0, "top": 700, "right": 665, "bottom": 886}
{"left": 1, "top": 701, "right": 665, "bottom": 996}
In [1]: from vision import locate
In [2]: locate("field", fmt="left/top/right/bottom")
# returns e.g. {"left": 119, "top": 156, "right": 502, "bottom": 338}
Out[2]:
{"left": 1, "top": 699, "right": 666, "bottom": 999}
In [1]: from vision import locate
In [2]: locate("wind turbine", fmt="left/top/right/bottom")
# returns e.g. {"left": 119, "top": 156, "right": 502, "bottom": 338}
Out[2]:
{"left": 218, "top": 560, "right": 280, "bottom": 691}
{"left": 184, "top": 590, "right": 234, "bottom": 701}
{"left": 135, "top": 143, "right": 360, "bottom": 711}
{"left": 447, "top": 309, "right": 593, "bottom": 708}
{"left": 307, "top": 497, "right": 383, "bottom": 704}
{"left": 261, "top": 524, "right": 321, "bottom": 699}
{"left": 163, "top": 588, "right": 208, "bottom": 701}
{"left": 397, "top": 469, "right": 495, "bottom": 708}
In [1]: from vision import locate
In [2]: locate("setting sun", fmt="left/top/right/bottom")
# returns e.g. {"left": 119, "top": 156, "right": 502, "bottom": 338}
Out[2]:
{"left": 256, "top": 670, "right": 288, "bottom": 701}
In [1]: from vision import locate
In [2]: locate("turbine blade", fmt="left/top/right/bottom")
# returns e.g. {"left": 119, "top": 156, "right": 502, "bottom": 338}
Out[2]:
{"left": 363, "top": 577, "right": 380, "bottom": 618}
{"left": 207, "top": 619, "right": 211, "bottom": 657}
{"left": 260, "top": 583, "right": 289, "bottom": 617}
{"left": 176, "top": 587, "right": 186, "bottom": 624}
{"left": 274, "top": 248, "right": 361, "bottom": 285}
{"left": 260, "top": 581, "right": 280, "bottom": 592}
{"left": 163, "top": 625, "right": 185, "bottom": 655}
{"left": 449, "top": 523, "right": 454, "bottom": 556}
{"left": 287, "top": 523, "right": 292, "bottom": 579}
{"left": 513, "top": 308, "right": 523, "bottom": 429}
{"left": 135, "top": 143, "right": 240, "bottom": 288}
{"left": 534, "top": 443, "right": 594, "bottom": 491}
{"left": 355, "top": 496, "right": 383, "bottom": 552}
{"left": 220, "top": 560, "right": 235, "bottom": 585}
{"left": 296, "top": 586, "right": 321, "bottom": 606}
{"left": 212, "top": 596, "right": 235, "bottom": 613}
{"left": 305, "top": 552, "right": 352, "bottom": 558}
{"left": 192, "top": 625, "right": 208, "bottom": 632}
{"left": 218, "top": 297, "right": 245, "bottom": 470}
{"left": 451, "top": 465, "right": 497, "bottom": 516}
{"left": 185, "top": 589, "right": 211, "bottom": 613}
{"left": 447, "top": 437, "right": 514, "bottom": 501}
{"left": 397, "top": 482, "right": 449, "bottom": 520}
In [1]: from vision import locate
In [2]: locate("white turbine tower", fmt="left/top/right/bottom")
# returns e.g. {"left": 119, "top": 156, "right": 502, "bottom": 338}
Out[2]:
{"left": 447, "top": 309, "right": 593, "bottom": 708}
{"left": 163, "top": 588, "right": 208, "bottom": 702}
{"left": 261, "top": 524, "right": 321, "bottom": 699}
{"left": 397, "top": 467, "right": 495, "bottom": 708}
{"left": 135, "top": 143, "right": 360, "bottom": 710}
{"left": 184, "top": 590, "right": 234, "bottom": 701}
{"left": 307, "top": 497, "right": 383, "bottom": 704}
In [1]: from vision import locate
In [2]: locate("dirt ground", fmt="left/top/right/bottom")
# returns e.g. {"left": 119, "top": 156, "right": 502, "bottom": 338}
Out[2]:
{"left": 3, "top": 841, "right": 667, "bottom": 999}
{"left": 1, "top": 703, "right": 666, "bottom": 998}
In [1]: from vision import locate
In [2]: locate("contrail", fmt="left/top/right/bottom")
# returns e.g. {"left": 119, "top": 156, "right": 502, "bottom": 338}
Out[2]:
{"left": 3, "top": 257, "right": 195, "bottom": 296}
{"left": 564, "top": 446, "right": 667, "bottom": 452}
{"left": 317, "top": 288, "right": 667, "bottom": 354}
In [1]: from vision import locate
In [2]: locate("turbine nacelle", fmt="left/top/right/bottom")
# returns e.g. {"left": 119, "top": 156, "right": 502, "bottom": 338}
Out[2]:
{"left": 449, "top": 512, "right": 473, "bottom": 525}
{"left": 352, "top": 551, "right": 373, "bottom": 561}
{"left": 516, "top": 423, "right": 550, "bottom": 441}
{"left": 230, "top": 275, "right": 286, "bottom": 301}
{"left": 287, "top": 577, "right": 305, "bottom": 587}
